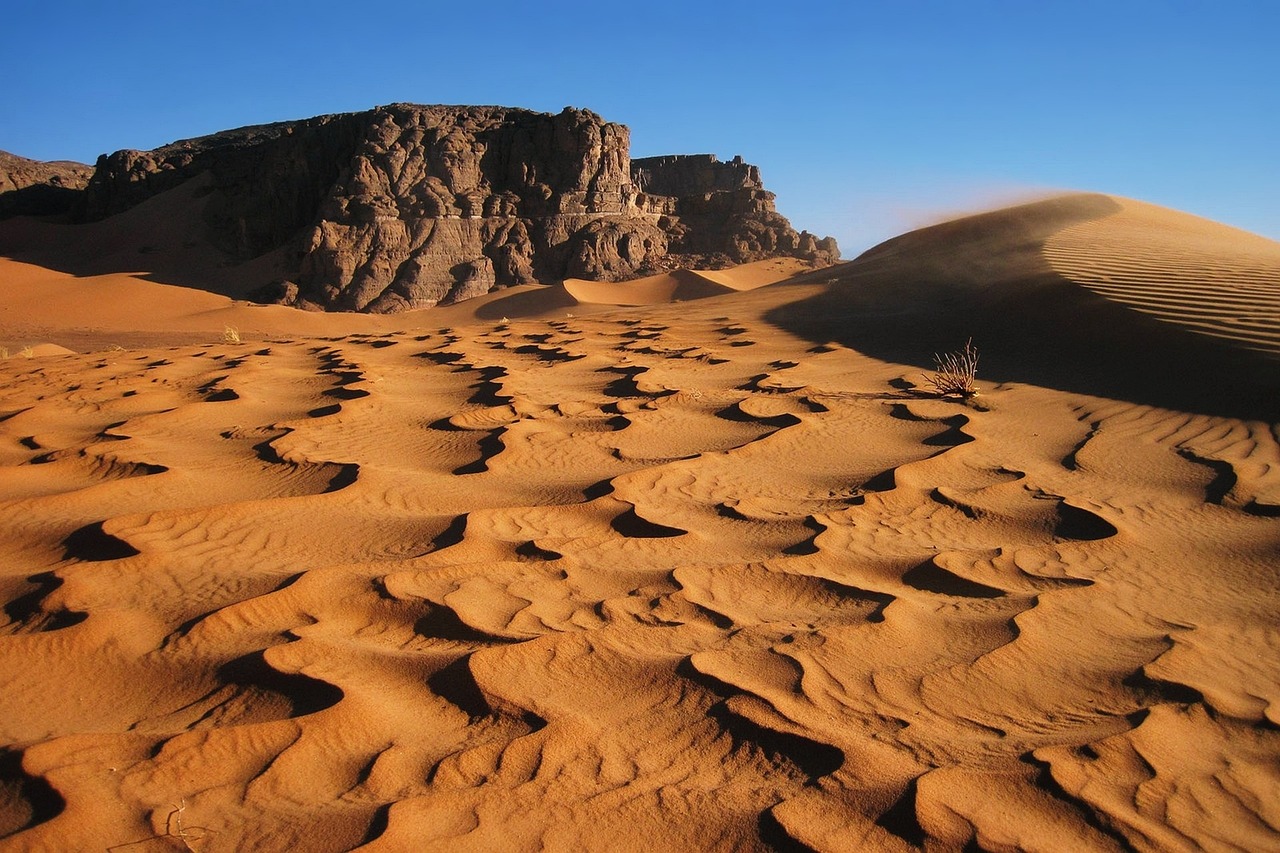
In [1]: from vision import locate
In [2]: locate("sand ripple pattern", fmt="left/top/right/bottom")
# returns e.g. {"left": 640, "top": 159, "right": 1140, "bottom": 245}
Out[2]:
{"left": 1, "top": 312, "right": 1278, "bottom": 851}
{"left": 1045, "top": 198, "right": 1280, "bottom": 357}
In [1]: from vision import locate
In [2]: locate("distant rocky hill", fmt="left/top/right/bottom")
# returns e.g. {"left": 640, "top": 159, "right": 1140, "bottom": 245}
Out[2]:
{"left": 0, "top": 151, "right": 92, "bottom": 218}
{"left": 2, "top": 104, "right": 837, "bottom": 312}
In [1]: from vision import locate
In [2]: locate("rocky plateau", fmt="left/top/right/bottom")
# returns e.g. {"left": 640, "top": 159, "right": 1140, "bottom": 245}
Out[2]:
{"left": 2, "top": 104, "right": 837, "bottom": 312}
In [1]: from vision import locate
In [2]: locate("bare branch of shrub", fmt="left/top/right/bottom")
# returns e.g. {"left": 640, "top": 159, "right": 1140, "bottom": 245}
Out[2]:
{"left": 926, "top": 338, "right": 979, "bottom": 397}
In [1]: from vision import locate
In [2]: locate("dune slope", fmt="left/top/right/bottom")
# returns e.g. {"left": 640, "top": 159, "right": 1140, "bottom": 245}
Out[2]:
{"left": 0, "top": 194, "right": 1278, "bottom": 852}
{"left": 768, "top": 193, "right": 1280, "bottom": 419}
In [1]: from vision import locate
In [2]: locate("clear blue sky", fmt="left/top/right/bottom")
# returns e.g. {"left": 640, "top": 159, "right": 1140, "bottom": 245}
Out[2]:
{"left": 3, "top": 0, "right": 1276, "bottom": 255}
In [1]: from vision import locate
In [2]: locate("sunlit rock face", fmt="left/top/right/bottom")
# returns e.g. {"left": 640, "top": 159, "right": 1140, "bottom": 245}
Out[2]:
{"left": 74, "top": 104, "right": 838, "bottom": 312}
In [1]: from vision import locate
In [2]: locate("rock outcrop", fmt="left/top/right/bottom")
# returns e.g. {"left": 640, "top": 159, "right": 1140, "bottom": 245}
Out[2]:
{"left": 0, "top": 151, "right": 93, "bottom": 218}
{"left": 72, "top": 104, "right": 838, "bottom": 312}
{"left": 633, "top": 154, "right": 837, "bottom": 269}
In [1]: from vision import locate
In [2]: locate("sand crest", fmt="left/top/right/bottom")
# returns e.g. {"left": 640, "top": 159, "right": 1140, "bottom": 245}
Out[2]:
{"left": 1, "top": 194, "right": 1278, "bottom": 851}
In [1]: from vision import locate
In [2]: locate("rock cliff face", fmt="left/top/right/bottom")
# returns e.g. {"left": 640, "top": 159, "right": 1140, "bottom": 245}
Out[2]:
{"left": 74, "top": 104, "right": 838, "bottom": 312}
{"left": 633, "top": 154, "right": 837, "bottom": 268}
{"left": 0, "top": 151, "right": 93, "bottom": 218}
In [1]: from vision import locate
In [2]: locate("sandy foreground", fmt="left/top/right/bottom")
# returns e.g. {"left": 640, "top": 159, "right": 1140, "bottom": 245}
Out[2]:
{"left": 0, "top": 194, "right": 1278, "bottom": 851}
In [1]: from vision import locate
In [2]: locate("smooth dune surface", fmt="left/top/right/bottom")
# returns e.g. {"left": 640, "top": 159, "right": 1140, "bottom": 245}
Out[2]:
{"left": 1, "top": 193, "right": 1278, "bottom": 852}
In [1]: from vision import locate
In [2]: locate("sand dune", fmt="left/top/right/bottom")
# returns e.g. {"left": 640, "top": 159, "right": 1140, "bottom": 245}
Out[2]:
{"left": 564, "top": 259, "right": 808, "bottom": 306}
{"left": 1, "top": 194, "right": 1278, "bottom": 851}
{"left": 1044, "top": 197, "right": 1280, "bottom": 356}
{"left": 768, "top": 192, "right": 1280, "bottom": 420}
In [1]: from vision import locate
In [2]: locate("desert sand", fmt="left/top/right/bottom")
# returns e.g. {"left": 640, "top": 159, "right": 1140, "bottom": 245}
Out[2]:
{"left": 1, "top": 193, "right": 1278, "bottom": 851}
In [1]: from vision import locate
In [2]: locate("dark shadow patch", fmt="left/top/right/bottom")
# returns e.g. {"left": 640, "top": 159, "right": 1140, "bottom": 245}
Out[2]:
{"left": 63, "top": 522, "right": 140, "bottom": 561}
{"left": 693, "top": 604, "right": 735, "bottom": 630}
{"left": 1060, "top": 428, "right": 1098, "bottom": 472}
{"left": 430, "top": 515, "right": 468, "bottom": 552}
{"left": 758, "top": 805, "right": 818, "bottom": 853}
{"left": 273, "top": 572, "right": 304, "bottom": 593}
{"left": 875, "top": 777, "right": 927, "bottom": 847}
{"left": 416, "top": 350, "right": 465, "bottom": 365}
{"left": 452, "top": 429, "right": 505, "bottom": 475}
{"left": 307, "top": 403, "right": 342, "bottom": 418}
{"left": 930, "top": 488, "right": 982, "bottom": 520}
{"left": 738, "top": 374, "right": 804, "bottom": 393}
{"left": 820, "top": 579, "right": 895, "bottom": 622}
{"left": 715, "top": 402, "right": 801, "bottom": 429}
{"left": 467, "top": 367, "right": 510, "bottom": 406}
{"left": 1244, "top": 500, "right": 1280, "bottom": 518}
{"left": 861, "top": 468, "right": 898, "bottom": 493}
{"left": 323, "top": 464, "right": 359, "bottom": 493}
{"left": 1123, "top": 668, "right": 1205, "bottom": 705}
{"left": 903, "top": 559, "right": 1004, "bottom": 598}
{"left": 782, "top": 516, "right": 827, "bottom": 557}
{"left": 1054, "top": 502, "right": 1118, "bottom": 541}
{"left": 203, "top": 388, "right": 239, "bottom": 402}
{"left": 515, "top": 541, "right": 562, "bottom": 561}
{"left": 715, "top": 503, "right": 751, "bottom": 521}
{"left": 1020, "top": 752, "right": 1138, "bottom": 849}
{"left": 250, "top": 435, "right": 286, "bottom": 464}
{"left": 324, "top": 386, "right": 369, "bottom": 401}
{"left": 611, "top": 507, "right": 686, "bottom": 538}
{"left": 415, "top": 606, "right": 509, "bottom": 646}
{"left": 359, "top": 804, "right": 392, "bottom": 845}
{"left": 600, "top": 366, "right": 651, "bottom": 398}
{"left": 678, "top": 657, "right": 844, "bottom": 781}
{"left": 583, "top": 479, "right": 615, "bottom": 500}
{"left": 706, "top": 702, "right": 844, "bottom": 780}
{"left": 0, "top": 749, "right": 65, "bottom": 837}
{"left": 218, "top": 651, "right": 343, "bottom": 716}
{"left": 1177, "top": 450, "right": 1237, "bottom": 506}
{"left": 514, "top": 344, "right": 579, "bottom": 363}
{"left": 2, "top": 573, "right": 85, "bottom": 631}
{"left": 922, "top": 419, "right": 974, "bottom": 448}
{"left": 426, "top": 655, "right": 493, "bottom": 718}
{"left": 676, "top": 656, "right": 739, "bottom": 698}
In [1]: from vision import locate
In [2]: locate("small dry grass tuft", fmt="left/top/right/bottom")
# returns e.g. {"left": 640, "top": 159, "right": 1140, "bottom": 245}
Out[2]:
{"left": 222, "top": 326, "right": 242, "bottom": 344}
{"left": 926, "top": 338, "right": 979, "bottom": 397}
{"left": 105, "top": 798, "right": 210, "bottom": 851}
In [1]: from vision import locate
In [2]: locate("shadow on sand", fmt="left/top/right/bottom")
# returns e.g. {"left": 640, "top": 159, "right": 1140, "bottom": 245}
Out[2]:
{"left": 765, "top": 194, "right": 1280, "bottom": 422}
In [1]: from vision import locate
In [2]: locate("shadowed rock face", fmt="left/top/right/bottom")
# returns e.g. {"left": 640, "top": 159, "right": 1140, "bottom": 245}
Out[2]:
{"left": 67, "top": 104, "right": 838, "bottom": 312}
{"left": 0, "top": 151, "right": 93, "bottom": 218}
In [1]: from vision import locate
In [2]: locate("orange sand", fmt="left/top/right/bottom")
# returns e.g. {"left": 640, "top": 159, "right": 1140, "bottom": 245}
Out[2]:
{"left": 1, "top": 193, "right": 1278, "bottom": 851}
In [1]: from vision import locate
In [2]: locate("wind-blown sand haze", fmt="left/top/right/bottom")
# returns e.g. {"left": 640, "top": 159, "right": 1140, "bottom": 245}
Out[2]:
{"left": 1, "top": 193, "right": 1279, "bottom": 851}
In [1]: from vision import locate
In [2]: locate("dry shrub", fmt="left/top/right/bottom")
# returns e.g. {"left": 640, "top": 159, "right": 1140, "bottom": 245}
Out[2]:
{"left": 926, "top": 338, "right": 979, "bottom": 397}
{"left": 222, "top": 326, "right": 241, "bottom": 344}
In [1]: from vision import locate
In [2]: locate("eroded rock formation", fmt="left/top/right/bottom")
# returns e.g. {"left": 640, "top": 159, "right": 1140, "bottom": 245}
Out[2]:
{"left": 70, "top": 104, "right": 837, "bottom": 311}
{"left": 0, "top": 151, "right": 92, "bottom": 218}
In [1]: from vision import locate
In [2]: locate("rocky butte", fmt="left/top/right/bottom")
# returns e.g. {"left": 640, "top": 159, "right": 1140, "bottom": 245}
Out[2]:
{"left": 8, "top": 104, "right": 839, "bottom": 312}
{"left": 0, "top": 150, "right": 92, "bottom": 219}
